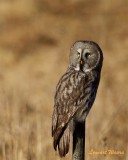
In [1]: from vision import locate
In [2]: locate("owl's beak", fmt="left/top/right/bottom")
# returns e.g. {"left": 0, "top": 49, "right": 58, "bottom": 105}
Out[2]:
{"left": 80, "top": 60, "right": 83, "bottom": 65}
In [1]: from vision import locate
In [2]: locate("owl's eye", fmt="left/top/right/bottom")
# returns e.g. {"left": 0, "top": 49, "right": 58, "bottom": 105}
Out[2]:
{"left": 85, "top": 52, "right": 91, "bottom": 58}
{"left": 77, "top": 52, "right": 80, "bottom": 58}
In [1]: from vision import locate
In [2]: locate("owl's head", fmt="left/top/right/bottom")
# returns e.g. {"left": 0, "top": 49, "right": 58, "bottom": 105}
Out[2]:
{"left": 70, "top": 41, "right": 103, "bottom": 72}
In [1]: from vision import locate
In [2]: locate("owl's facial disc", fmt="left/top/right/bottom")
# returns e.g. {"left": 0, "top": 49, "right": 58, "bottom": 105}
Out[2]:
{"left": 70, "top": 41, "right": 103, "bottom": 72}
{"left": 76, "top": 48, "right": 99, "bottom": 72}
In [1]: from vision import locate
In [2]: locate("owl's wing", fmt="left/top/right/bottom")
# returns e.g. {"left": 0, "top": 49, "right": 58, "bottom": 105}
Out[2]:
{"left": 52, "top": 68, "right": 88, "bottom": 154}
{"left": 52, "top": 97, "right": 87, "bottom": 149}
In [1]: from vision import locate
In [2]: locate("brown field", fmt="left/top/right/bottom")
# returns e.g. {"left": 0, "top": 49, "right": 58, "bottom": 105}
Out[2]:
{"left": 0, "top": 0, "right": 128, "bottom": 160}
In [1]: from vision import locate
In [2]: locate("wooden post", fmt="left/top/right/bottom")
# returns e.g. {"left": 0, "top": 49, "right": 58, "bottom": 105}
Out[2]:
{"left": 72, "top": 120, "right": 85, "bottom": 160}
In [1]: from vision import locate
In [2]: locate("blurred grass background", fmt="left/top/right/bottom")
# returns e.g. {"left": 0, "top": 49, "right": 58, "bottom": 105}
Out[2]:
{"left": 0, "top": 0, "right": 128, "bottom": 160}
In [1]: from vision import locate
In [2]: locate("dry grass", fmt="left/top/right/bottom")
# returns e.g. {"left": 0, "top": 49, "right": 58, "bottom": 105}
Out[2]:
{"left": 0, "top": 0, "right": 127, "bottom": 160}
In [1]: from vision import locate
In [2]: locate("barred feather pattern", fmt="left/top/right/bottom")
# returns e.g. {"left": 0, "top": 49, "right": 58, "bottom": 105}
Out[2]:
{"left": 52, "top": 66, "right": 101, "bottom": 157}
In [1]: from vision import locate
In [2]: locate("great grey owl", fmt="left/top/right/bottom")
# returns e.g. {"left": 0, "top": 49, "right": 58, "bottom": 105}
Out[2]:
{"left": 52, "top": 40, "right": 103, "bottom": 157}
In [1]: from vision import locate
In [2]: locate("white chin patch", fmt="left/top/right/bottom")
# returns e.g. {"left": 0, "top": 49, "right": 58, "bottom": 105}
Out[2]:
{"left": 74, "top": 65, "right": 80, "bottom": 71}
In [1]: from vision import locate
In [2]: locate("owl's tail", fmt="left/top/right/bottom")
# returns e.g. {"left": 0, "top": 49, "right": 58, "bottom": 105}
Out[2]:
{"left": 54, "top": 125, "right": 70, "bottom": 157}
{"left": 58, "top": 125, "right": 70, "bottom": 157}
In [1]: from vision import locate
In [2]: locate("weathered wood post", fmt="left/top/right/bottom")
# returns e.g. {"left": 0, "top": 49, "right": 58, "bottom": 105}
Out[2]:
{"left": 72, "top": 120, "right": 85, "bottom": 160}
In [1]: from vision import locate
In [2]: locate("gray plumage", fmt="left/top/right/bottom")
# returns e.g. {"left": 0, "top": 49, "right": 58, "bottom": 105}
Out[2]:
{"left": 52, "top": 41, "right": 103, "bottom": 157}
